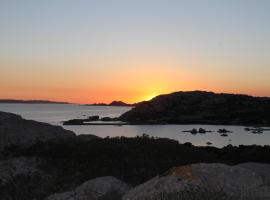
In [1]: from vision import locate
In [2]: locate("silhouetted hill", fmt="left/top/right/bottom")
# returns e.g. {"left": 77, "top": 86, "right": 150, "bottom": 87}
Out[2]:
{"left": 85, "top": 100, "right": 133, "bottom": 106}
{"left": 0, "top": 111, "right": 75, "bottom": 149}
{"left": 0, "top": 99, "right": 70, "bottom": 104}
{"left": 120, "top": 91, "right": 270, "bottom": 125}
{"left": 109, "top": 101, "right": 132, "bottom": 106}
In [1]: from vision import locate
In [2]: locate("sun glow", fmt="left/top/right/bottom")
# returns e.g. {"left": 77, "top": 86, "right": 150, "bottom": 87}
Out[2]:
{"left": 143, "top": 93, "right": 158, "bottom": 101}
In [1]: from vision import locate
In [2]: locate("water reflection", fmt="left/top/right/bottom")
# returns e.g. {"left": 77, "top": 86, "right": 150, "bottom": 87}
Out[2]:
{"left": 0, "top": 104, "right": 269, "bottom": 148}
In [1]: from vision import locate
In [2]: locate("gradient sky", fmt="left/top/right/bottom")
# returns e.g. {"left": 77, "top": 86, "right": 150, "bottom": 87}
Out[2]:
{"left": 0, "top": 0, "right": 270, "bottom": 103}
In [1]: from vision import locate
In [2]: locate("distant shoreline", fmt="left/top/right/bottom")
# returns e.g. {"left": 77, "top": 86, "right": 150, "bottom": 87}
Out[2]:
{"left": 0, "top": 99, "right": 70, "bottom": 104}
{"left": 63, "top": 121, "right": 270, "bottom": 127}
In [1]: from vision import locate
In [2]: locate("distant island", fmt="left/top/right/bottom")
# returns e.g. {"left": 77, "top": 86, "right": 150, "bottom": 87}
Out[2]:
{"left": 120, "top": 91, "right": 270, "bottom": 126}
{"left": 64, "top": 91, "right": 270, "bottom": 126}
{"left": 85, "top": 100, "right": 133, "bottom": 107}
{"left": 0, "top": 99, "right": 70, "bottom": 104}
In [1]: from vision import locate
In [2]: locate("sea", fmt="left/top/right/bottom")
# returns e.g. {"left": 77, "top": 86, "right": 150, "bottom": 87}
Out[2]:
{"left": 0, "top": 103, "right": 269, "bottom": 148}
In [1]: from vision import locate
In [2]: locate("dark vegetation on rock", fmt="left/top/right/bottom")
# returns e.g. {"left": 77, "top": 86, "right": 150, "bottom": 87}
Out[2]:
{"left": 1, "top": 109, "right": 270, "bottom": 199}
{"left": 120, "top": 91, "right": 270, "bottom": 125}
{"left": 1, "top": 134, "right": 270, "bottom": 199}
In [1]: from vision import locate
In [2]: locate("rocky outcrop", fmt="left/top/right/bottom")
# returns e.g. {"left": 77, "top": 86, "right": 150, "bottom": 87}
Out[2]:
{"left": 120, "top": 91, "right": 270, "bottom": 125}
{"left": 0, "top": 157, "right": 42, "bottom": 185}
{"left": 45, "top": 176, "right": 131, "bottom": 200}
{"left": 0, "top": 156, "right": 55, "bottom": 200}
{"left": 123, "top": 163, "right": 270, "bottom": 200}
{"left": 63, "top": 116, "right": 119, "bottom": 125}
{"left": 0, "top": 111, "right": 75, "bottom": 149}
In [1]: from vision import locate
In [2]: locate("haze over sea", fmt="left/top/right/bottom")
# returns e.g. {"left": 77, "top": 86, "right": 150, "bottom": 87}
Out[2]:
{"left": 1, "top": 103, "right": 269, "bottom": 148}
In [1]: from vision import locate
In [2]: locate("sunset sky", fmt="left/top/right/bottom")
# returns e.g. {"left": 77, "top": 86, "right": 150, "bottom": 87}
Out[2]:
{"left": 0, "top": 0, "right": 270, "bottom": 103}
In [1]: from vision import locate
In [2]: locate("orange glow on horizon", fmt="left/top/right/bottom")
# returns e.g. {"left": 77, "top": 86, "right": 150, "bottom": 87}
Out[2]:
{"left": 1, "top": 59, "right": 270, "bottom": 104}
{"left": 1, "top": 87, "right": 270, "bottom": 105}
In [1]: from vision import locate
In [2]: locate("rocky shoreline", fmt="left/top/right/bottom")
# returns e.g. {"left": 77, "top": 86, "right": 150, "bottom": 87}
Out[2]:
{"left": 62, "top": 91, "right": 270, "bottom": 127}
{"left": 1, "top": 111, "right": 270, "bottom": 199}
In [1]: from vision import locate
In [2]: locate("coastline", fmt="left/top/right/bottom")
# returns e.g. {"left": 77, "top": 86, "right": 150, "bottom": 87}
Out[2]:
{"left": 63, "top": 121, "right": 270, "bottom": 127}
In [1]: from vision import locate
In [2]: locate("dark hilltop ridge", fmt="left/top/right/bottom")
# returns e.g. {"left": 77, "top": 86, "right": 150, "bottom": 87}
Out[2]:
{"left": 109, "top": 100, "right": 133, "bottom": 106}
{"left": 119, "top": 91, "right": 270, "bottom": 125}
{"left": 1, "top": 111, "right": 270, "bottom": 199}
{"left": 0, "top": 99, "right": 70, "bottom": 104}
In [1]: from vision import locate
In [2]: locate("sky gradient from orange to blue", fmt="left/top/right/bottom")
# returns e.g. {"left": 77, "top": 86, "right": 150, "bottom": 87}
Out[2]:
{"left": 0, "top": 0, "right": 270, "bottom": 104}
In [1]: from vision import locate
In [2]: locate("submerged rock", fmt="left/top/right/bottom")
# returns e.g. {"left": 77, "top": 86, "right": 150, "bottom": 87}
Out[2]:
{"left": 218, "top": 129, "right": 232, "bottom": 133}
{"left": 198, "top": 128, "right": 206, "bottom": 133}
{"left": 100, "top": 117, "right": 118, "bottom": 121}
{"left": 86, "top": 115, "right": 99, "bottom": 121}
{"left": 63, "top": 119, "right": 84, "bottom": 125}
{"left": 220, "top": 133, "right": 228, "bottom": 137}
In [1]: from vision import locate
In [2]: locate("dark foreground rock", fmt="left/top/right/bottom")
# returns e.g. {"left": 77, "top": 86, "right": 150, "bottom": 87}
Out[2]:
{"left": 44, "top": 163, "right": 270, "bottom": 200}
{"left": 123, "top": 163, "right": 270, "bottom": 200}
{"left": 45, "top": 176, "right": 130, "bottom": 200}
{"left": 0, "top": 156, "right": 54, "bottom": 200}
{"left": 0, "top": 111, "right": 75, "bottom": 149}
{"left": 120, "top": 91, "right": 270, "bottom": 125}
{"left": 1, "top": 112, "right": 270, "bottom": 199}
{"left": 0, "top": 157, "right": 42, "bottom": 185}
{"left": 1, "top": 135, "right": 270, "bottom": 199}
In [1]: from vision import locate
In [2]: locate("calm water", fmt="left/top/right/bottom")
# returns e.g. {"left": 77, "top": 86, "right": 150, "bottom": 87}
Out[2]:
{"left": 0, "top": 103, "right": 269, "bottom": 148}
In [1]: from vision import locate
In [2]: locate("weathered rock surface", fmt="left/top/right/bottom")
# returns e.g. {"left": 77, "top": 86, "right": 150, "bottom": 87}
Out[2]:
{"left": 45, "top": 176, "right": 131, "bottom": 200}
{"left": 123, "top": 163, "right": 270, "bottom": 200}
{"left": 0, "top": 156, "right": 56, "bottom": 200}
{"left": 120, "top": 91, "right": 270, "bottom": 125}
{"left": 0, "top": 111, "right": 75, "bottom": 149}
{"left": 0, "top": 157, "right": 42, "bottom": 185}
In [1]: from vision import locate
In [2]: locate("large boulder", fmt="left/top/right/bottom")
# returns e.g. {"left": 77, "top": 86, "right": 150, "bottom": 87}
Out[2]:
{"left": 0, "top": 111, "right": 75, "bottom": 149}
{"left": 45, "top": 176, "right": 131, "bottom": 200}
{"left": 123, "top": 163, "right": 270, "bottom": 200}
